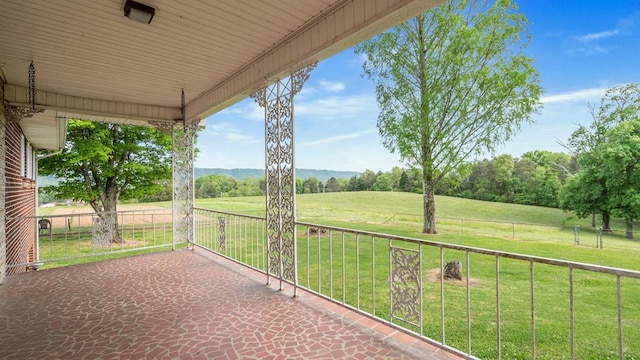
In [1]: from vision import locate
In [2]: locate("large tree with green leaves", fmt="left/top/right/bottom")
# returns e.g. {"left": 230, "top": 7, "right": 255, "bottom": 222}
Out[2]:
{"left": 356, "top": 0, "right": 541, "bottom": 233}
{"left": 599, "top": 120, "right": 640, "bottom": 238}
{"left": 40, "top": 120, "right": 172, "bottom": 242}
{"left": 561, "top": 83, "right": 640, "bottom": 230}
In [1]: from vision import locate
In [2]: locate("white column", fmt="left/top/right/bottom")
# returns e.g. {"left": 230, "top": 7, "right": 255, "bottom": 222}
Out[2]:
{"left": 172, "top": 122, "right": 197, "bottom": 249}
{"left": 251, "top": 63, "right": 316, "bottom": 295}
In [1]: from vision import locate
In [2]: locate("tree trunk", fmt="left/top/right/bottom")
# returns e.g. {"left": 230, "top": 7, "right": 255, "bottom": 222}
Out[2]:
{"left": 625, "top": 219, "right": 634, "bottom": 239}
{"left": 101, "top": 196, "right": 123, "bottom": 243}
{"left": 602, "top": 211, "right": 612, "bottom": 232}
{"left": 422, "top": 179, "right": 437, "bottom": 234}
{"left": 591, "top": 211, "right": 596, "bottom": 227}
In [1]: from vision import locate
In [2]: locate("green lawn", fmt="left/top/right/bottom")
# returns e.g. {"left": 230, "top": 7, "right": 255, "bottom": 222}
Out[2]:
{"left": 197, "top": 192, "right": 640, "bottom": 266}
{"left": 195, "top": 192, "right": 640, "bottom": 360}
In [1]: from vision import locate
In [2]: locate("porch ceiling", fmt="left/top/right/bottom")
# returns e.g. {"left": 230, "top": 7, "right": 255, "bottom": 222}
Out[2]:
{"left": 1, "top": 0, "right": 443, "bottom": 133}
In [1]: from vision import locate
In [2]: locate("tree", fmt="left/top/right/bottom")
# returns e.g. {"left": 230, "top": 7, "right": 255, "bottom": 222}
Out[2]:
{"left": 561, "top": 84, "right": 640, "bottom": 230}
{"left": 390, "top": 166, "right": 405, "bottom": 190}
{"left": 521, "top": 150, "right": 575, "bottom": 184}
{"left": 359, "top": 170, "right": 378, "bottom": 191}
{"left": 493, "top": 154, "right": 515, "bottom": 202}
{"left": 373, "top": 172, "right": 394, "bottom": 191}
{"left": 356, "top": 0, "right": 541, "bottom": 233}
{"left": 39, "top": 120, "right": 172, "bottom": 242}
{"left": 140, "top": 179, "right": 172, "bottom": 202}
{"left": 559, "top": 151, "right": 610, "bottom": 229}
{"left": 347, "top": 176, "right": 360, "bottom": 191}
{"left": 295, "top": 178, "right": 304, "bottom": 194}
{"left": 398, "top": 171, "right": 411, "bottom": 192}
{"left": 462, "top": 159, "right": 496, "bottom": 201}
{"left": 405, "top": 168, "right": 424, "bottom": 193}
{"left": 195, "top": 174, "right": 237, "bottom": 198}
{"left": 302, "top": 177, "right": 320, "bottom": 194}
{"left": 527, "top": 166, "right": 561, "bottom": 208}
{"left": 336, "top": 178, "right": 349, "bottom": 192}
{"left": 511, "top": 157, "right": 537, "bottom": 204}
{"left": 324, "top": 177, "right": 341, "bottom": 192}
{"left": 599, "top": 121, "right": 640, "bottom": 238}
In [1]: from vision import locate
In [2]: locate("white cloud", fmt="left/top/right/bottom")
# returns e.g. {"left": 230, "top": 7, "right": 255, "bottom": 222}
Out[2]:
{"left": 576, "top": 29, "right": 620, "bottom": 42}
{"left": 226, "top": 133, "right": 257, "bottom": 142}
{"left": 570, "top": 14, "right": 638, "bottom": 54}
{"left": 296, "top": 93, "right": 377, "bottom": 121}
{"left": 214, "top": 99, "right": 263, "bottom": 122}
{"left": 540, "top": 87, "right": 608, "bottom": 104}
{"left": 318, "top": 80, "right": 346, "bottom": 92}
{"left": 302, "top": 129, "right": 376, "bottom": 146}
{"left": 206, "top": 122, "right": 260, "bottom": 143}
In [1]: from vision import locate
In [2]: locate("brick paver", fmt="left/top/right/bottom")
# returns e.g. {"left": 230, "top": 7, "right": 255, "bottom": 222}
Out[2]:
{"left": 0, "top": 249, "right": 462, "bottom": 359}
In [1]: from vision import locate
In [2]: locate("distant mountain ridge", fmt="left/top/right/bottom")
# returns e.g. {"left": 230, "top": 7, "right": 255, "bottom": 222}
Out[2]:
{"left": 194, "top": 168, "right": 359, "bottom": 182}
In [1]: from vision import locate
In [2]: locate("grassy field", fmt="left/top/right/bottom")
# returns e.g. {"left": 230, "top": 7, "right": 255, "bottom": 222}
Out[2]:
{"left": 195, "top": 192, "right": 640, "bottom": 360}
{"left": 196, "top": 192, "right": 640, "bottom": 267}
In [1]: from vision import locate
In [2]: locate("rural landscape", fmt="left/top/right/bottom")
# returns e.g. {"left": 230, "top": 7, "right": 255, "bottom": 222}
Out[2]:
{"left": 14, "top": 0, "right": 639, "bottom": 359}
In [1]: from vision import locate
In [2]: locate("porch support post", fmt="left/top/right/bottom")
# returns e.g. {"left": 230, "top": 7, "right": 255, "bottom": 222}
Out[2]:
{"left": 251, "top": 63, "right": 316, "bottom": 296}
{"left": 172, "top": 121, "right": 197, "bottom": 250}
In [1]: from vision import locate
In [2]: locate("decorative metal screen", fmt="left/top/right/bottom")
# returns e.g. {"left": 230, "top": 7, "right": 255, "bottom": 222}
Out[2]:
{"left": 92, "top": 216, "right": 114, "bottom": 249}
{"left": 218, "top": 216, "right": 226, "bottom": 252}
{"left": 390, "top": 246, "right": 422, "bottom": 327}
{"left": 250, "top": 63, "right": 316, "bottom": 287}
{"left": 172, "top": 122, "right": 197, "bottom": 247}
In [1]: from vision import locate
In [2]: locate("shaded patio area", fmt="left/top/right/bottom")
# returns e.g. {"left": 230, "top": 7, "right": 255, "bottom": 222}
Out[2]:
{"left": 0, "top": 248, "right": 461, "bottom": 359}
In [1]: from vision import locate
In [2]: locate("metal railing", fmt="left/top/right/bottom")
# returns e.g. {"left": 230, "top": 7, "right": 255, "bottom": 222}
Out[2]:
{"left": 6, "top": 208, "right": 176, "bottom": 271}
{"left": 193, "top": 208, "right": 640, "bottom": 360}
{"left": 194, "top": 208, "right": 267, "bottom": 273}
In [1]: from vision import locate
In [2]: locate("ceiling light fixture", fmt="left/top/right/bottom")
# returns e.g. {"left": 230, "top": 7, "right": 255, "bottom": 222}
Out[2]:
{"left": 123, "top": 0, "right": 155, "bottom": 24}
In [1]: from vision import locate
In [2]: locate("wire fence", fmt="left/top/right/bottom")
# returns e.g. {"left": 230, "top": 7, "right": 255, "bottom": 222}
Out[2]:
{"left": 383, "top": 213, "right": 635, "bottom": 250}
{"left": 6, "top": 208, "right": 176, "bottom": 273}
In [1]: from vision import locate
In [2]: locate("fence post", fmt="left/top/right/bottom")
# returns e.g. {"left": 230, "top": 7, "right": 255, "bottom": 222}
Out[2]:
{"left": 574, "top": 225, "right": 580, "bottom": 245}
{"left": 596, "top": 227, "right": 603, "bottom": 249}
{"left": 600, "top": 229, "right": 604, "bottom": 249}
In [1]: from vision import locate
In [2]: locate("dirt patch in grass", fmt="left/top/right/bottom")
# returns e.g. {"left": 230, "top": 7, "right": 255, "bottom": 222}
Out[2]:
{"left": 50, "top": 204, "right": 168, "bottom": 216}
{"left": 425, "top": 268, "right": 483, "bottom": 287}
{"left": 44, "top": 205, "right": 173, "bottom": 228}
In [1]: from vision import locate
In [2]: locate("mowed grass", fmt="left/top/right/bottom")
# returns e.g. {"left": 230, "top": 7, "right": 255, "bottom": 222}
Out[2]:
{"left": 196, "top": 192, "right": 640, "bottom": 360}
{"left": 197, "top": 192, "right": 640, "bottom": 266}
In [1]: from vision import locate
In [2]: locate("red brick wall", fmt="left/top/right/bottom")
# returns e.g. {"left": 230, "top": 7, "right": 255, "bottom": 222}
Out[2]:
{"left": 5, "top": 121, "right": 36, "bottom": 275}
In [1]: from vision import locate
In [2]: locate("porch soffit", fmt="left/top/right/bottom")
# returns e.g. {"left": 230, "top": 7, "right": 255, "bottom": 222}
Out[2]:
{"left": 1, "top": 0, "right": 443, "bottom": 126}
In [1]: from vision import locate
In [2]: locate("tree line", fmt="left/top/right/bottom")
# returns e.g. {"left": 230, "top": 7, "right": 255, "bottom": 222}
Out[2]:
{"left": 177, "top": 150, "right": 573, "bottom": 210}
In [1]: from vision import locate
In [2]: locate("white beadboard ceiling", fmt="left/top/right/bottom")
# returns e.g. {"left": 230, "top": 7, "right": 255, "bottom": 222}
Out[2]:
{"left": 0, "top": 0, "right": 443, "bottom": 150}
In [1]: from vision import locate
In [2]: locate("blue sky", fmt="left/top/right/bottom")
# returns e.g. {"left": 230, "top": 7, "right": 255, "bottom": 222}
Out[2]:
{"left": 196, "top": 1, "right": 640, "bottom": 172}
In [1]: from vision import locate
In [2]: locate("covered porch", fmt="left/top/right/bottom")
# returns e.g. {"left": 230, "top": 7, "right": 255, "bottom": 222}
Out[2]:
{"left": 0, "top": 248, "right": 456, "bottom": 359}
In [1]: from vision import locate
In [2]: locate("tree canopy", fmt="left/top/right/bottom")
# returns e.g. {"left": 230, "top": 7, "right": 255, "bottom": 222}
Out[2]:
{"left": 356, "top": 0, "right": 541, "bottom": 233}
{"left": 560, "top": 83, "right": 640, "bottom": 235}
{"left": 39, "top": 120, "right": 172, "bottom": 241}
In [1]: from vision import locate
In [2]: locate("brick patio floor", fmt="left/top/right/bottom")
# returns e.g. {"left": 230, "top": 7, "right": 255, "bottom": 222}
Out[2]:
{"left": 0, "top": 248, "right": 463, "bottom": 359}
